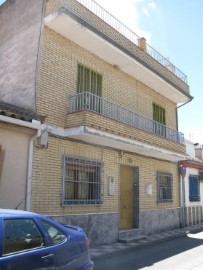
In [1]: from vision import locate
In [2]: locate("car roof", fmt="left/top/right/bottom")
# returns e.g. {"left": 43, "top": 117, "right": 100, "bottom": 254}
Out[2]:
{"left": 0, "top": 209, "right": 38, "bottom": 218}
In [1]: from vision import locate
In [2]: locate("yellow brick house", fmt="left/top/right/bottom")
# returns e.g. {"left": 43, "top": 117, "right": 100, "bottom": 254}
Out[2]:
{"left": 0, "top": 0, "right": 193, "bottom": 246}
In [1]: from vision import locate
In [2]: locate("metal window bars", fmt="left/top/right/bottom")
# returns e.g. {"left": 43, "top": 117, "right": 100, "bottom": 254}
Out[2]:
{"left": 157, "top": 172, "right": 173, "bottom": 203}
{"left": 62, "top": 157, "right": 103, "bottom": 205}
{"left": 69, "top": 92, "right": 184, "bottom": 144}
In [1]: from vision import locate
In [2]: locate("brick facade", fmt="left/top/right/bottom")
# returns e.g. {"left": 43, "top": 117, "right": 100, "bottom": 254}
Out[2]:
{"left": 32, "top": 0, "right": 189, "bottom": 245}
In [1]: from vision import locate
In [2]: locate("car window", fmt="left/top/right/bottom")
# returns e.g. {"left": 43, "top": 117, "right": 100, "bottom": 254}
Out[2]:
{"left": 3, "top": 218, "right": 45, "bottom": 255}
{"left": 39, "top": 219, "right": 67, "bottom": 245}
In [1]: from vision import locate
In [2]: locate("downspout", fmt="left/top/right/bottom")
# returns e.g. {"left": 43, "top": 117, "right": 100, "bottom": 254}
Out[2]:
{"left": 25, "top": 129, "right": 42, "bottom": 211}
{"left": 176, "top": 98, "right": 192, "bottom": 226}
{"left": 179, "top": 161, "right": 187, "bottom": 227}
{"left": 176, "top": 98, "right": 193, "bottom": 131}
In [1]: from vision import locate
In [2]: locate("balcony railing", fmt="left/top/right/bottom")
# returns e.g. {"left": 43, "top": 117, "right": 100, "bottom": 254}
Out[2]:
{"left": 76, "top": 0, "right": 187, "bottom": 84}
{"left": 69, "top": 92, "right": 184, "bottom": 144}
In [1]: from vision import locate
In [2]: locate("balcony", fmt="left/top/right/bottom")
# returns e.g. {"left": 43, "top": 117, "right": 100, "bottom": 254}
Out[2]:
{"left": 68, "top": 92, "right": 184, "bottom": 145}
{"left": 76, "top": 0, "right": 187, "bottom": 84}
{"left": 44, "top": 0, "right": 192, "bottom": 104}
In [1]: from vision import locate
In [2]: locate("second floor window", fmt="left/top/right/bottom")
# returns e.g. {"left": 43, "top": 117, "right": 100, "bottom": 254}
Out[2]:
{"left": 77, "top": 64, "right": 102, "bottom": 96}
{"left": 153, "top": 103, "right": 166, "bottom": 137}
{"left": 76, "top": 64, "right": 103, "bottom": 112}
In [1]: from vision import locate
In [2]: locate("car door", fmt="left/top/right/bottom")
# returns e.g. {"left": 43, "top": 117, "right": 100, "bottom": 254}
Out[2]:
{"left": 0, "top": 218, "right": 56, "bottom": 270}
{"left": 39, "top": 219, "right": 88, "bottom": 270}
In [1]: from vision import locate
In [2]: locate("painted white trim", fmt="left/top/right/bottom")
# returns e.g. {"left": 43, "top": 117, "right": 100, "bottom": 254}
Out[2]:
{"left": 0, "top": 115, "right": 41, "bottom": 130}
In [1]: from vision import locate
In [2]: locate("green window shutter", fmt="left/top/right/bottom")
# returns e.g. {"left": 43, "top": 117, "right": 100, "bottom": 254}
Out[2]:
{"left": 153, "top": 103, "right": 166, "bottom": 125}
{"left": 77, "top": 64, "right": 102, "bottom": 96}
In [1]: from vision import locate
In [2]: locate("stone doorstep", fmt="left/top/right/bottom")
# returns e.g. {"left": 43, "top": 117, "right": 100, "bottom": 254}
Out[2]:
{"left": 118, "top": 228, "right": 146, "bottom": 243}
{"left": 119, "top": 234, "right": 146, "bottom": 243}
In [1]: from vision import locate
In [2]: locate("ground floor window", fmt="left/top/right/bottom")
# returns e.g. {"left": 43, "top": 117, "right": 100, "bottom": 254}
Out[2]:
{"left": 189, "top": 175, "right": 200, "bottom": 202}
{"left": 62, "top": 157, "right": 103, "bottom": 205}
{"left": 157, "top": 172, "right": 173, "bottom": 203}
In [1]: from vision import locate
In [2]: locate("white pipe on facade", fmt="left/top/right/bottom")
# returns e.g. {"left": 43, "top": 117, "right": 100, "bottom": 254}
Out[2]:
{"left": 25, "top": 129, "right": 42, "bottom": 211}
{"left": 0, "top": 115, "right": 41, "bottom": 130}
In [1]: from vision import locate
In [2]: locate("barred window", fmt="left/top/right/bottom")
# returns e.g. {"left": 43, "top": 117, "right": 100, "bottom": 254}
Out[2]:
{"left": 77, "top": 64, "right": 102, "bottom": 96}
{"left": 157, "top": 172, "right": 173, "bottom": 203}
{"left": 62, "top": 157, "right": 103, "bottom": 205}
{"left": 153, "top": 103, "right": 166, "bottom": 137}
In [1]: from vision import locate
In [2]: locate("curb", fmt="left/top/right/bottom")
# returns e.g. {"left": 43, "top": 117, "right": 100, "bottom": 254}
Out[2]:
{"left": 90, "top": 224, "right": 203, "bottom": 259}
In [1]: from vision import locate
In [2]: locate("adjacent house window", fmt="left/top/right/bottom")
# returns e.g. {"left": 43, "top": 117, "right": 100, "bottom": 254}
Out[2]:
{"left": 62, "top": 157, "right": 103, "bottom": 205}
{"left": 153, "top": 103, "right": 166, "bottom": 136}
{"left": 189, "top": 175, "right": 200, "bottom": 201}
{"left": 157, "top": 172, "right": 173, "bottom": 203}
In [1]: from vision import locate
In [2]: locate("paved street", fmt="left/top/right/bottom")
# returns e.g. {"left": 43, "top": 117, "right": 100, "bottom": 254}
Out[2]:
{"left": 93, "top": 231, "right": 203, "bottom": 270}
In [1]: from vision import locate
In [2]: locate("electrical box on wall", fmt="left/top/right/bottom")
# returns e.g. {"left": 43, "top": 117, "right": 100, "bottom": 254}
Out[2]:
{"left": 108, "top": 176, "right": 115, "bottom": 196}
{"left": 146, "top": 183, "right": 153, "bottom": 195}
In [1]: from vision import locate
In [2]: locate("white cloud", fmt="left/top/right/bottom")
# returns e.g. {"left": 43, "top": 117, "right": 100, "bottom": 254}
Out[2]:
{"left": 94, "top": 0, "right": 151, "bottom": 42}
{"left": 149, "top": 2, "right": 156, "bottom": 9}
{"left": 142, "top": 8, "right": 149, "bottom": 16}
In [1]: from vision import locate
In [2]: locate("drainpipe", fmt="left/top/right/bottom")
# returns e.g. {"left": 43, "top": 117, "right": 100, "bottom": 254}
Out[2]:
{"left": 179, "top": 162, "right": 187, "bottom": 227}
{"left": 25, "top": 128, "right": 42, "bottom": 211}
{"left": 176, "top": 98, "right": 193, "bottom": 131}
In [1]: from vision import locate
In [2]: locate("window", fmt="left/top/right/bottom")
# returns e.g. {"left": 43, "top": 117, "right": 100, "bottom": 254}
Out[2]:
{"left": 157, "top": 172, "right": 173, "bottom": 203}
{"left": 77, "top": 64, "right": 103, "bottom": 113}
{"left": 62, "top": 157, "right": 103, "bottom": 205}
{"left": 153, "top": 103, "right": 166, "bottom": 136}
{"left": 77, "top": 64, "right": 102, "bottom": 96}
{"left": 189, "top": 175, "right": 200, "bottom": 202}
{"left": 3, "top": 219, "right": 45, "bottom": 255}
{"left": 39, "top": 219, "right": 66, "bottom": 245}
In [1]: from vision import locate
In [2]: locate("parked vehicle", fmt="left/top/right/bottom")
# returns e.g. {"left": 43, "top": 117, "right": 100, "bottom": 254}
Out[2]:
{"left": 0, "top": 209, "right": 94, "bottom": 270}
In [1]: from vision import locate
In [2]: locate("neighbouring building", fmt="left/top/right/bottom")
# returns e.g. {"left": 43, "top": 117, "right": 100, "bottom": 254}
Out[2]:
{"left": 179, "top": 140, "right": 203, "bottom": 227}
{"left": 0, "top": 0, "right": 193, "bottom": 246}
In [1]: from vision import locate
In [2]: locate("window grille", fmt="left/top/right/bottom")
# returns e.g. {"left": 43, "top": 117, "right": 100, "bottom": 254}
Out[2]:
{"left": 62, "top": 157, "right": 103, "bottom": 205}
{"left": 77, "top": 64, "right": 102, "bottom": 96}
{"left": 153, "top": 103, "right": 166, "bottom": 137}
{"left": 157, "top": 172, "right": 173, "bottom": 203}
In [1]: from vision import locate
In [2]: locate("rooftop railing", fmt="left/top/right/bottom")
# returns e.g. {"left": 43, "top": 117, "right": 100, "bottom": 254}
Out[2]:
{"left": 69, "top": 92, "right": 184, "bottom": 144}
{"left": 76, "top": 0, "right": 187, "bottom": 84}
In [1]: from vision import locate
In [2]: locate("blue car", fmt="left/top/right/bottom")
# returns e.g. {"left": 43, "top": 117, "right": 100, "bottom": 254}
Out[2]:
{"left": 0, "top": 209, "right": 94, "bottom": 270}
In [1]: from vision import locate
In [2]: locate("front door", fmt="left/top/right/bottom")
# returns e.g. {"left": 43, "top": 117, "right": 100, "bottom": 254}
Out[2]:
{"left": 120, "top": 165, "right": 133, "bottom": 229}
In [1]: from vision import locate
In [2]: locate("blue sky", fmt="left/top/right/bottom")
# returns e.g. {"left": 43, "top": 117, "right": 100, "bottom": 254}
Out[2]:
{"left": 1, "top": 0, "right": 203, "bottom": 143}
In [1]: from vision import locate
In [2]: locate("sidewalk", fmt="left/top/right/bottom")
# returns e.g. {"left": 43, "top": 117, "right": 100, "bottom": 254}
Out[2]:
{"left": 90, "top": 223, "right": 203, "bottom": 258}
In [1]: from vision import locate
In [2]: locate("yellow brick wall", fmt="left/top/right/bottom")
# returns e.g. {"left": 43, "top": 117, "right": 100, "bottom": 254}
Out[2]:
{"left": 66, "top": 111, "right": 185, "bottom": 154}
{"left": 31, "top": 137, "right": 179, "bottom": 215}
{"left": 44, "top": 0, "right": 190, "bottom": 95}
{"left": 38, "top": 28, "right": 178, "bottom": 131}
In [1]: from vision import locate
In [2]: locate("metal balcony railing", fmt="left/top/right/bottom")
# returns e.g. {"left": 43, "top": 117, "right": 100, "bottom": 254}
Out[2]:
{"left": 75, "top": 0, "right": 187, "bottom": 84}
{"left": 69, "top": 92, "right": 184, "bottom": 144}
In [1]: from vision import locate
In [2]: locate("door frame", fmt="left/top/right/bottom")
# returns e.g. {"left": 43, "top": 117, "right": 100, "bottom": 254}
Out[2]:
{"left": 119, "top": 165, "right": 139, "bottom": 230}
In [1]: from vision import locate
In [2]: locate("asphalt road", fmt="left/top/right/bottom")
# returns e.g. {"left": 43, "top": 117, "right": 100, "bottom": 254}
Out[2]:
{"left": 93, "top": 231, "right": 203, "bottom": 270}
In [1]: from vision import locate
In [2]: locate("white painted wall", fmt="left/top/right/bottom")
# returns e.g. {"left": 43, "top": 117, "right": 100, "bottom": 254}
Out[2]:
{"left": 184, "top": 167, "right": 203, "bottom": 207}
